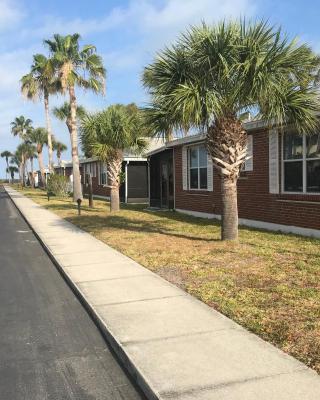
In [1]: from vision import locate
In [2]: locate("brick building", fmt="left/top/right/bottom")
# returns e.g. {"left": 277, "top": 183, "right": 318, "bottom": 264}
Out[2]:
{"left": 148, "top": 120, "right": 320, "bottom": 238}
{"left": 55, "top": 139, "right": 164, "bottom": 203}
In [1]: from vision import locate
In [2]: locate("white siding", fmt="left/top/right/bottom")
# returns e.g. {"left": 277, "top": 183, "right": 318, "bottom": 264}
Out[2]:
{"left": 269, "top": 129, "right": 279, "bottom": 194}
{"left": 243, "top": 134, "right": 253, "bottom": 171}
{"left": 182, "top": 146, "right": 188, "bottom": 190}
{"left": 207, "top": 153, "right": 213, "bottom": 191}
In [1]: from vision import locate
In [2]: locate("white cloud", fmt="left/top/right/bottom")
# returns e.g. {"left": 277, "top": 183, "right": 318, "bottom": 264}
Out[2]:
{"left": 0, "top": 0, "right": 24, "bottom": 31}
{"left": 0, "top": 0, "right": 258, "bottom": 176}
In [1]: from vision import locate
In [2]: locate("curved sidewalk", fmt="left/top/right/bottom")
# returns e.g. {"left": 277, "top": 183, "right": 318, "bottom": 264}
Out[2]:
{"left": 5, "top": 186, "right": 320, "bottom": 400}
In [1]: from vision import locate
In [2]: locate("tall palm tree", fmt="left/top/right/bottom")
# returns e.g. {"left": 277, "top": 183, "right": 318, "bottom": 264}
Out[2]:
{"left": 80, "top": 104, "right": 147, "bottom": 211}
{"left": 14, "top": 143, "right": 29, "bottom": 186}
{"left": 1, "top": 151, "right": 12, "bottom": 181}
{"left": 27, "top": 127, "right": 48, "bottom": 187}
{"left": 7, "top": 166, "right": 18, "bottom": 182}
{"left": 45, "top": 33, "right": 106, "bottom": 202}
{"left": 10, "top": 155, "right": 21, "bottom": 184}
{"left": 52, "top": 140, "right": 67, "bottom": 166}
{"left": 21, "top": 54, "right": 59, "bottom": 174}
{"left": 143, "top": 20, "right": 320, "bottom": 240}
{"left": 24, "top": 144, "right": 37, "bottom": 187}
{"left": 11, "top": 116, "right": 33, "bottom": 141}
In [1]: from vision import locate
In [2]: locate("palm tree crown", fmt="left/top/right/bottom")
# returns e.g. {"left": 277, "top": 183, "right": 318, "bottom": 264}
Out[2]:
{"left": 27, "top": 127, "right": 48, "bottom": 152}
{"left": 53, "top": 101, "right": 86, "bottom": 129}
{"left": 1, "top": 150, "right": 12, "bottom": 163}
{"left": 21, "top": 54, "right": 59, "bottom": 100}
{"left": 11, "top": 116, "right": 33, "bottom": 140}
{"left": 143, "top": 20, "right": 320, "bottom": 132}
{"left": 80, "top": 104, "right": 147, "bottom": 160}
{"left": 143, "top": 20, "right": 320, "bottom": 240}
{"left": 44, "top": 33, "right": 106, "bottom": 93}
{"left": 52, "top": 140, "right": 67, "bottom": 160}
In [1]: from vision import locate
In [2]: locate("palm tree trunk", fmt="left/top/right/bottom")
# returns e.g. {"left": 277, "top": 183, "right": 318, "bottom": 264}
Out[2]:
{"left": 19, "top": 164, "right": 23, "bottom": 186}
{"left": 25, "top": 159, "right": 30, "bottom": 186}
{"left": 5, "top": 157, "right": 9, "bottom": 182}
{"left": 30, "top": 157, "right": 34, "bottom": 188}
{"left": 69, "top": 85, "right": 83, "bottom": 202}
{"left": 20, "top": 156, "right": 25, "bottom": 187}
{"left": 44, "top": 92, "right": 54, "bottom": 174}
{"left": 221, "top": 177, "right": 238, "bottom": 240}
{"left": 110, "top": 187, "right": 120, "bottom": 212}
{"left": 38, "top": 150, "right": 45, "bottom": 187}
{"left": 207, "top": 116, "right": 247, "bottom": 241}
{"left": 107, "top": 155, "right": 122, "bottom": 212}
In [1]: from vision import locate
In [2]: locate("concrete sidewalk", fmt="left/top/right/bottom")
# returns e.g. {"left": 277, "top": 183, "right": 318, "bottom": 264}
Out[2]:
{"left": 6, "top": 186, "right": 320, "bottom": 400}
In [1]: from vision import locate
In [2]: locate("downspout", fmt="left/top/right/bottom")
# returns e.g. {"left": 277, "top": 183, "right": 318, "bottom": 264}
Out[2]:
{"left": 173, "top": 148, "right": 176, "bottom": 210}
{"left": 125, "top": 161, "right": 129, "bottom": 203}
{"left": 147, "top": 158, "right": 150, "bottom": 207}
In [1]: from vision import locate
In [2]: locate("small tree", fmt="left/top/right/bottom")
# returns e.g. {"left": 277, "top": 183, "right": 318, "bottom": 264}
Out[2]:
{"left": 143, "top": 20, "right": 320, "bottom": 240}
{"left": 47, "top": 174, "right": 70, "bottom": 198}
{"left": 81, "top": 104, "right": 147, "bottom": 211}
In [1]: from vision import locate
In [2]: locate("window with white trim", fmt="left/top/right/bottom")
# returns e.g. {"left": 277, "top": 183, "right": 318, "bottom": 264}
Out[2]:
{"left": 99, "top": 162, "right": 107, "bottom": 185}
{"left": 283, "top": 132, "right": 320, "bottom": 193}
{"left": 188, "top": 145, "right": 208, "bottom": 190}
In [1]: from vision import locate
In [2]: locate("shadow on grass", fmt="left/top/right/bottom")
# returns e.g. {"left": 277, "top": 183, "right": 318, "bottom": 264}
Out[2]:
{"left": 65, "top": 213, "right": 220, "bottom": 242}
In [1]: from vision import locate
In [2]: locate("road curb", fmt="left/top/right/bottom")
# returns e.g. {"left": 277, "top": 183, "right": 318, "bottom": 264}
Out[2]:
{"left": 5, "top": 186, "right": 158, "bottom": 400}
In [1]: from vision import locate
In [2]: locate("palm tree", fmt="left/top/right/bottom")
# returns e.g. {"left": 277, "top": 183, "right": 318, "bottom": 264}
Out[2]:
{"left": 14, "top": 143, "right": 29, "bottom": 186}
{"left": 11, "top": 116, "right": 33, "bottom": 141}
{"left": 45, "top": 34, "right": 106, "bottom": 202}
{"left": 143, "top": 20, "right": 320, "bottom": 240}
{"left": 52, "top": 140, "right": 67, "bottom": 166}
{"left": 21, "top": 54, "right": 59, "bottom": 173}
{"left": 27, "top": 127, "right": 48, "bottom": 187}
{"left": 24, "top": 144, "right": 37, "bottom": 187}
{"left": 7, "top": 166, "right": 18, "bottom": 182}
{"left": 10, "top": 155, "right": 21, "bottom": 184}
{"left": 80, "top": 104, "right": 147, "bottom": 211}
{"left": 143, "top": 103, "right": 175, "bottom": 141}
{"left": 1, "top": 151, "right": 12, "bottom": 181}
{"left": 53, "top": 101, "right": 86, "bottom": 131}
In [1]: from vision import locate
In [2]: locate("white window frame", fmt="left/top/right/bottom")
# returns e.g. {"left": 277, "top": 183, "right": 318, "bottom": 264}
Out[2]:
{"left": 281, "top": 132, "right": 320, "bottom": 195}
{"left": 188, "top": 144, "right": 208, "bottom": 191}
{"left": 99, "top": 162, "right": 107, "bottom": 186}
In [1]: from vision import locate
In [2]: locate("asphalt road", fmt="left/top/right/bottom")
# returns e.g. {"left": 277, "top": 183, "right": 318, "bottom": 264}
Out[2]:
{"left": 0, "top": 186, "right": 145, "bottom": 400}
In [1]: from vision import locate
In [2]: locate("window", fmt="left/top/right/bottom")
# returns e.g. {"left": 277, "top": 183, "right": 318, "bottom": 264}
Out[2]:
{"left": 283, "top": 132, "right": 320, "bottom": 193}
{"left": 188, "top": 145, "right": 208, "bottom": 190}
{"left": 99, "top": 162, "right": 107, "bottom": 185}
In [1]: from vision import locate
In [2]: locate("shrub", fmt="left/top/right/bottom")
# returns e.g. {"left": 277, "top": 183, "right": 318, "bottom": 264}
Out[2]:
{"left": 47, "top": 174, "right": 70, "bottom": 198}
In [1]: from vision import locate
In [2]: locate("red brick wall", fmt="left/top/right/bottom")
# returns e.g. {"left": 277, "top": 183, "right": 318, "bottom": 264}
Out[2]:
{"left": 174, "top": 130, "right": 320, "bottom": 230}
{"left": 81, "top": 162, "right": 111, "bottom": 197}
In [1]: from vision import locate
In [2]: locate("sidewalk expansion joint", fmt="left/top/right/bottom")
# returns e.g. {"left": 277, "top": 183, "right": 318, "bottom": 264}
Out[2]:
{"left": 93, "top": 293, "right": 187, "bottom": 308}
{"left": 74, "top": 274, "right": 151, "bottom": 284}
{"left": 121, "top": 327, "right": 238, "bottom": 346}
{"left": 160, "top": 367, "right": 309, "bottom": 399}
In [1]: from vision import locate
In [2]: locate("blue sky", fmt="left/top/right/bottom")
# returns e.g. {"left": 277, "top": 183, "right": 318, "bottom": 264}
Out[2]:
{"left": 0, "top": 0, "right": 319, "bottom": 177}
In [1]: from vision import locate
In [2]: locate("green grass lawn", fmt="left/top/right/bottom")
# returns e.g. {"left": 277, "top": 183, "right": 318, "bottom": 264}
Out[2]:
{"left": 14, "top": 185, "right": 320, "bottom": 373}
